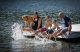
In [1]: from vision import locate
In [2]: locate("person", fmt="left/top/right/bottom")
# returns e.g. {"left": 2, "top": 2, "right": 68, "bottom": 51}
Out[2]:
{"left": 47, "top": 12, "right": 71, "bottom": 38}
{"left": 20, "top": 12, "right": 42, "bottom": 31}
{"left": 31, "top": 15, "right": 52, "bottom": 36}
{"left": 42, "top": 19, "right": 59, "bottom": 39}
{"left": 42, "top": 19, "right": 59, "bottom": 34}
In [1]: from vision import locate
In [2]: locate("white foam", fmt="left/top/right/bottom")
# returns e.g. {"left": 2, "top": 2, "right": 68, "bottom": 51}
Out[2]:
{"left": 31, "top": 35, "right": 55, "bottom": 45}
{"left": 11, "top": 23, "right": 56, "bottom": 45}
{"left": 11, "top": 23, "right": 25, "bottom": 40}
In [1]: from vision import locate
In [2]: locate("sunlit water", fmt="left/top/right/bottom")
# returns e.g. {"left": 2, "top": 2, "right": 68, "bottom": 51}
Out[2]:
{"left": 11, "top": 23, "right": 62, "bottom": 52}
{"left": 0, "top": 0, "right": 80, "bottom": 52}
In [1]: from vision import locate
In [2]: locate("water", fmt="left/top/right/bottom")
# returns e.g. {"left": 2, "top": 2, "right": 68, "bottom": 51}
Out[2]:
{"left": 0, "top": 0, "right": 80, "bottom": 52}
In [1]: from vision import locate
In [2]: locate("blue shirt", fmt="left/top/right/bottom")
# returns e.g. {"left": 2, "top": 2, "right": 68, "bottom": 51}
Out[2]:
{"left": 62, "top": 16, "right": 71, "bottom": 27}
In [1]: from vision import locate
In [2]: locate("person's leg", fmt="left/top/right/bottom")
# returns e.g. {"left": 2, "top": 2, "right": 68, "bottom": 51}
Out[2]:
{"left": 31, "top": 28, "right": 41, "bottom": 36}
{"left": 47, "top": 30, "right": 60, "bottom": 38}
{"left": 40, "top": 27, "right": 47, "bottom": 34}
{"left": 56, "top": 27, "right": 68, "bottom": 37}
{"left": 56, "top": 30, "right": 64, "bottom": 36}
{"left": 24, "top": 28, "right": 33, "bottom": 31}
{"left": 51, "top": 30, "right": 60, "bottom": 38}
{"left": 31, "top": 27, "right": 47, "bottom": 36}
{"left": 47, "top": 33, "right": 50, "bottom": 39}
{"left": 20, "top": 27, "right": 33, "bottom": 31}
{"left": 41, "top": 31, "right": 47, "bottom": 35}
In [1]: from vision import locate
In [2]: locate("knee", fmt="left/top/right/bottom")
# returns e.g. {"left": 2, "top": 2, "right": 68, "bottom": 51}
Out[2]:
{"left": 60, "top": 30, "right": 63, "bottom": 33}
{"left": 41, "top": 32, "right": 43, "bottom": 34}
{"left": 60, "top": 31, "right": 63, "bottom": 33}
{"left": 36, "top": 30, "right": 39, "bottom": 32}
{"left": 56, "top": 30, "right": 60, "bottom": 33}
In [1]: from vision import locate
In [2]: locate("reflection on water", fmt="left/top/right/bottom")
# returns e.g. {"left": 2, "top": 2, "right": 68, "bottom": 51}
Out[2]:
{"left": 11, "top": 39, "right": 62, "bottom": 52}
{"left": 0, "top": 0, "right": 80, "bottom": 52}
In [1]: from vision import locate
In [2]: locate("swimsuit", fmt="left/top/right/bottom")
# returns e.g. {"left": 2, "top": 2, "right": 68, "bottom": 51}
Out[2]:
{"left": 40, "top": 27, "right": 48, "bottom": 32}
{"left": 32, "top": 17, "right": 42, "bottom": 30}
{"left": 40, "top": 21, "right": 50, "bottom": 32}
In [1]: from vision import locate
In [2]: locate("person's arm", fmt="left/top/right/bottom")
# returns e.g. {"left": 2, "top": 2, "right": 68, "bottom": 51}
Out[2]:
{"left": 57, "top": 24, "right": 60, "bottom": 30}
{"left": 49, "top": 21, "right": 52, "bottom": 29}
{"left": 62, "top": 25, "right": 64, "bottom": 27}
{"left": 68, "top": 21, "right": 71, "bottom": 32}
{"left": 37, "top": 18, "right": 41, "bottom": 29}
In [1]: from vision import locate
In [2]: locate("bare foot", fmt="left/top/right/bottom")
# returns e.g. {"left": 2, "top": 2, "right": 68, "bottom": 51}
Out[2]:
{"left": 31, "top": 34, "right": 35, "bottom": 36}
{"left": 47, "top": 34, "right": 57, "bottom": 39}
{"left": 20, "top": 27, "right": 24, "bottom": 31}
{"left": 47, "top": 35, "right": 51, "bottom": 37}
{"left": 53, "top": 35, "right": 57, "bottom": 39}
{"left": 53, "top": 36, "right": 56, "bottom": 39}
{"left": 47, "top": 35, "right": 51, "bottom": 39}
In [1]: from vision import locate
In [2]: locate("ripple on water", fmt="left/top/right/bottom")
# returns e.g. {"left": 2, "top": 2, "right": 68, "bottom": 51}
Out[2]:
{"left": 0, "top": 0, "right": 80, "bottom": 52}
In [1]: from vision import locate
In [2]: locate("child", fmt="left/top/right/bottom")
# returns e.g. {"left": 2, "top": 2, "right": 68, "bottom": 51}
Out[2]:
{"left": 47, "top": 19, "right": 59, "bottom": 39}
{"left": 31, "top": 15, "right": 52, "bottom": 36}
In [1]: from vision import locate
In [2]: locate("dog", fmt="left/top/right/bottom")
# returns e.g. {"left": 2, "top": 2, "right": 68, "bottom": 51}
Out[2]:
{"left": 22, "top": 15, "right": 34, "bottom": 28}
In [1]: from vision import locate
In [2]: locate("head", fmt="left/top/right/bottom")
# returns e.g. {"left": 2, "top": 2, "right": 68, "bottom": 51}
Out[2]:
{"left": 33, "top": 12, "right": 38, "bottom": 18}
{"left": 22, "top": 15, "right": 28, "bottom": 21}
{"left": 58, "top": 12, "right": 65, "bottom": 19}
{"left": 46, "top": 15, "right": 50, "bottom": 21}
{"left": 52, "top": 19, "right": 57, "bottom": 24}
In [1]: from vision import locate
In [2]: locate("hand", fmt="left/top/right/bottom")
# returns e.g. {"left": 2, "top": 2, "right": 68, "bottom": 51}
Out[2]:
{"left": 37, "top": 28, "right": 39, "bottom": 30}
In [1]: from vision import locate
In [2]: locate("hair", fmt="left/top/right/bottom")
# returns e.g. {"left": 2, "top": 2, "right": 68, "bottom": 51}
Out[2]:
{"left": 34, "top": 12, "right": 38, "bottom": 15}
{"left": 58, "top": 12, "right": 64, "bottom": 16}
{"left": 46, "top": 15, "right": 50, "bottom": 19}
{"left": 34, "top": 12, "right": 39, "bottom": 17}
{"left": 52, "top": 19, "right": 57, "bottom": 22}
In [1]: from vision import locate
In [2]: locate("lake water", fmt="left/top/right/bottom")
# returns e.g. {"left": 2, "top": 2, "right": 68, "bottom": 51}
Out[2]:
{"left": 0, "top": 0, "right": 80, "bottom": 52}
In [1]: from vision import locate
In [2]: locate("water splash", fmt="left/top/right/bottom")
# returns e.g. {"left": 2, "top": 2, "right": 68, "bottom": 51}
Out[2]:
{"left": 11, "top": 23, "right": 55, "bottom": 45}
{"left": 11, "top": 23, "right": 25, "bottom": 40}
{"left": 11, "top": 23, "right": 62, "bottom": 52}
{"left": 25, "top": 35, "right": 55, "bottom": 46}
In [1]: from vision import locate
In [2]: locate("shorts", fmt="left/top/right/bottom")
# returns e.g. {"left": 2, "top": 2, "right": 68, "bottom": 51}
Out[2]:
{"left": 47, "top": 29, "right": 54, "bottom": 34}
{"left": 58, "top": 27, "right": 68, "bottom": 33}
{"left": 41, "top": 27, "right": 48, "bottom": 32}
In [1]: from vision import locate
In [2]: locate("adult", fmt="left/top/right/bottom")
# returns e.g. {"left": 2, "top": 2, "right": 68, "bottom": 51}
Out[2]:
{"left": 47, "top": 12, "right": 71, "bottom": 38}
{"left": 20, "top": 12, "right": 42, "bottom": 31}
